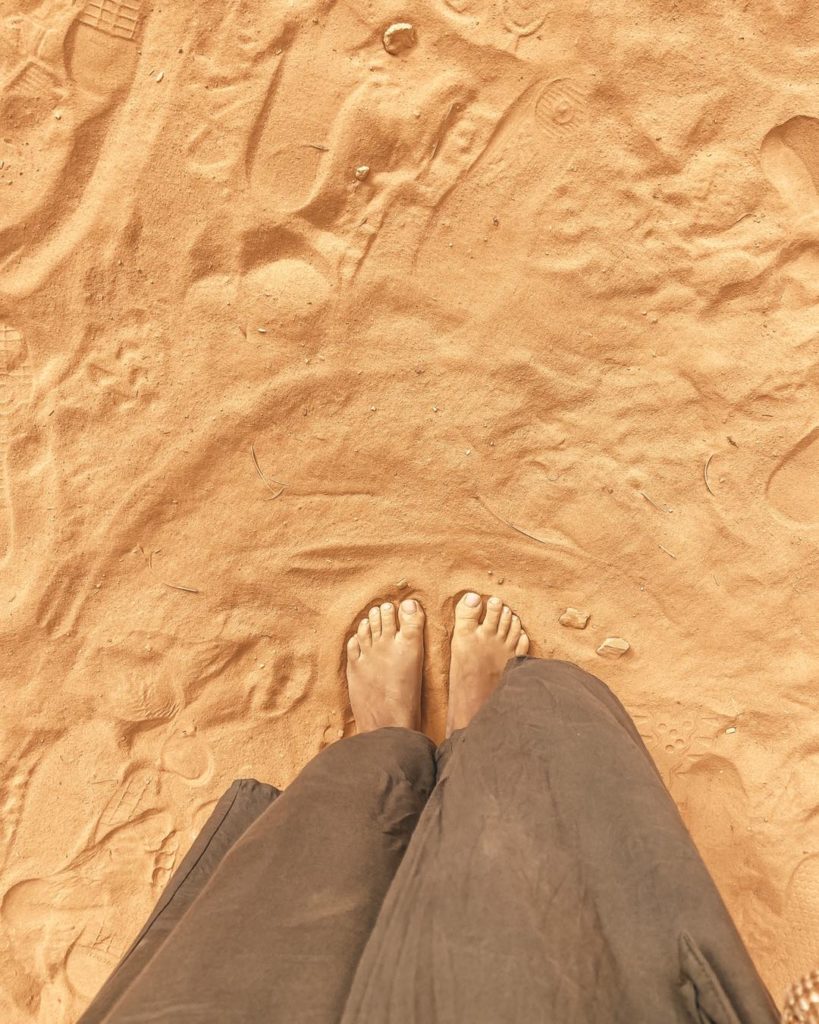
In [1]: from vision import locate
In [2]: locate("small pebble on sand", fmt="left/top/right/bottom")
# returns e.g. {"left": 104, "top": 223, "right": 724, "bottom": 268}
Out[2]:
{"left": 559, "top": 607, "right": 590, "bottom": 629}
{"left": 383, "top": 22, "right": 417, "bottom": 54}
{"left": 596, "top": 637, "right": 630, "bottom": 659}
{"left": 355, "top": 165, "right": 370, "bottom": 180}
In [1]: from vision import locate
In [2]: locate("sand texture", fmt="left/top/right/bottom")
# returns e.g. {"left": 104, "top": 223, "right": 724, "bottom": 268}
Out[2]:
{"left": 1, "top": 0, "right": 818, "bottom": 1017}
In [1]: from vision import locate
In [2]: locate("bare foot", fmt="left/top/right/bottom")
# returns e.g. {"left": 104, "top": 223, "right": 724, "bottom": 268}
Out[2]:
{"left": 346, "top": 599, "right": 426, "bottom": 732}
{"left": 446, "top": 592, "right": 529, "bottom": 736}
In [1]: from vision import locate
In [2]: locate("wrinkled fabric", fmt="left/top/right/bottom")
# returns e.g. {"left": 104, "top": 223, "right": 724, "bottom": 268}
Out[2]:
{"left": 83, "top": 729, "right": 435, "bottom": 1023}
{"left": 341, "top": 658, "right": 777, "bottom": 1024}
{"left": 78, "top": 779, "right": 281, "bottom": 1024}
{"left": 79, "top": 658, "right": 777, "bottom": 1024}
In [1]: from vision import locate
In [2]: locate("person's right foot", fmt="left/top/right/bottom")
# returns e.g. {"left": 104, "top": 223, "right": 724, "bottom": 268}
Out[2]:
{"left": 445, "top": 592, "right": 529, "bottom": 736}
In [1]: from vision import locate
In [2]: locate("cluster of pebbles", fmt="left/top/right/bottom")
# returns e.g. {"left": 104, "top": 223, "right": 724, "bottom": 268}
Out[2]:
{"left": 558, "top": 607, "right": 630, "bottom": 660}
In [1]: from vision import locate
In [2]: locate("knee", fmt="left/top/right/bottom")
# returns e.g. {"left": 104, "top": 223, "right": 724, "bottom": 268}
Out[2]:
{"left": 303, "top": 727, "right": 437, "bottom": 794}
{"left": 498, "top": 656, "right": 627, "bottom": 719}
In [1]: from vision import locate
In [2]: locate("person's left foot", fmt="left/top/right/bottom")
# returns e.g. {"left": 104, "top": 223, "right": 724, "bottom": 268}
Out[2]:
{"left": 346, "top": 599, "right": 426, "bottom": 732}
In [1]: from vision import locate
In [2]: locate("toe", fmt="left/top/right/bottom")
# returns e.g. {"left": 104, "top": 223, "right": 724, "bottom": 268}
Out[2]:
{"left": 455, "top": 591, "right": 483, "bottom": 631}
{"left": 380, "top": 602, "right": 397, "bottom": 638}
{"left": 368, "top": 605, "right": 382, "bottom": 640}
{"left": 347, "top": 636, "right": 361, "bottom": 661}
{"left": 482, "top": 595, "right": 503, "bottom": 632}
{"left": 358, "top": 617, "right": 371, "bottom": 647}
{"left": 507, "top": 614, "right": 522, "bottom": 646}
{"left": 515, "top": 632, "right": 530, "bottom": 656}
{"left": 398, "top": 598, "right": 425, "bottom": 637}
{"left": 497, "top": 604, "right": 513, "bottom": 638}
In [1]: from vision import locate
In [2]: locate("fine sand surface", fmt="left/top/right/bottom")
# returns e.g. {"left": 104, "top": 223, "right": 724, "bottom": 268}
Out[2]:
{"left": 2, "top": 0, "right": 819, "bottom": 1018}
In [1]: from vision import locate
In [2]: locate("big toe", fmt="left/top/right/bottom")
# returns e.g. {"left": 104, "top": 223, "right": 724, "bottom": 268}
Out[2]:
{"left": 398, "top": 598, "right": 425, "bottom": 636}
{"left": 455, "top": 591, "right": 483, "bottom": 631}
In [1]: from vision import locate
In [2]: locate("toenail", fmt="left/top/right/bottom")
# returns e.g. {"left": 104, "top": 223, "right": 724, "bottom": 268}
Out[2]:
{"left": 465, "top": 592, "right": 481, "bottom": 606}
{"left": 401, "top": 598, "right": 417, "bottom": 612}
{"left": 490, "top": 596, "right": 502, "bottom": 607}
{"left": 381, "top": 602, "right": 392, "bottom": 611}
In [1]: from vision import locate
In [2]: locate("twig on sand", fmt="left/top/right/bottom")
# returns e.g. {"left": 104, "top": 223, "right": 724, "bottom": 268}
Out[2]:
{"left": 640, "top": 490, "right": 664, "bottom": 512}
{"left": 251, "top": 443, "right": 285, "bottom": 500}
{"left": 138, "top": 544, "right": 201, "bottom": 593}
{"left": 658, "top": 544, "right": 677, "bottom": 560}
{"left": 703, "top": 453, "right": 715, "bottom": 495}
{"left": 476, "top": 495, "right": 553, "bottom": 546}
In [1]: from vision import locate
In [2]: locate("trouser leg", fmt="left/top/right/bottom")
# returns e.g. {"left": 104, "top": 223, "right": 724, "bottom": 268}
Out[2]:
{"left": 342, "top": 657, "right": 778, "bottom": 1024}
{"left": 83, "top": 727, "right": 436, "bottom": 1024}
{"left": 79, "top": 779, "right": 280, "bottom": 1023}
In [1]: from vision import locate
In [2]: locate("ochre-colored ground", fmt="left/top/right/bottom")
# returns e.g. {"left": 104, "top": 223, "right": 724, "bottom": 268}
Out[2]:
{"left": 2, "top": 0, "right": 818, "bottom": 1018}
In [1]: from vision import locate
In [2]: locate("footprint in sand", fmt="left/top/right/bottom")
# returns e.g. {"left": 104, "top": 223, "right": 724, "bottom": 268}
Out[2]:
{"left": 533, "top": 78, "right": 587, "bottom": 140}
{"left": 760, "top": 115, "right": 819, "bottom": 213}
{"left": 0, "top": 324, "right": 33, "bottom": 562}
{"left": 2, "top": 800, "right": 179, "bottom": 1009}
{"left": 633, "top": 710, "right": 726, "bottom": 779}
{"left": 766, "top": 427, "right": 819, "bottom": 526}
{"left": 759, "top": 116, "right": 819, "bottom": 305}
{"left": 239, "top": 257, "right": 333, "bottom": 339}
{"left": 76, "top": 0, "right": 141, "bottom": 42}
{"left": 413, "top": 72, "right": 590, "bottom": 279}
{"left": 0, "top": 0, "right": 143, "bottom": 253}
{"left": 502, "top": 0, "right": 551, "bottom": 37}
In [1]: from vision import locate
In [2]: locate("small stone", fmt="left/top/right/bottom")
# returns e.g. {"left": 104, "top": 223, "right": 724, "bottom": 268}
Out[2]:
{"left": 395, "top": 578, "right": 408, "bottom": 589}
{"left": 54, "top": 111, "right": 62, "bottom": 120}
{"left": 355, "top": 165, "right": 370, "bottom": 180}
{"left": 465, "top": 448, "right": 471, "bottom": 455}
{"left": 383, "top": 22, "right": 417, "bottom": 54}
{"left": 497, "top": 577, "right": 505, "bottom": 584}
{"left": 559, "top": 607, "right": 589, "bottom": 629}
{"left": 596, "top": 637, "right": 630, "bottom": 659}
{"left": 726, "top": 726, "right": 737, "bottom": 735}
{"left": 370, "top": 405, "right": 377, "bottom": 411}
{"left": 155, "top": 70, "right": 165, "bottom": 82}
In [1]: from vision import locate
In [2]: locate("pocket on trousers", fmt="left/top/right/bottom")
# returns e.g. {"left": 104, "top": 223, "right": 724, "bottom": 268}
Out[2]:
{"left": 679, "top": 931, "right": 744, "bottom": 1024}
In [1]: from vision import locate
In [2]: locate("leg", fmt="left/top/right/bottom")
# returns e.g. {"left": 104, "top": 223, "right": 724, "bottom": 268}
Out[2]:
{"left": 79, "top": 778, "right": 281, "bottom": 1023}
{"left": 81, "top": 598, "right": 433, "bottom": 1023}
{"left": 342, "top": 595, "right": 778, "bottom": 1024}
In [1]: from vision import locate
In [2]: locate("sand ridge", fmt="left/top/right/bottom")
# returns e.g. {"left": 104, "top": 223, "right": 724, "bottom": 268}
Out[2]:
{"left": 1, "top": 0, "right": 819, "bottom": 1017}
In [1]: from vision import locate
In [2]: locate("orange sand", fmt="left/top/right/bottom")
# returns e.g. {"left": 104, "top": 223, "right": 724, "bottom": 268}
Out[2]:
{"left": 1, "top": 0, "right": 818, "bottom": 1018}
